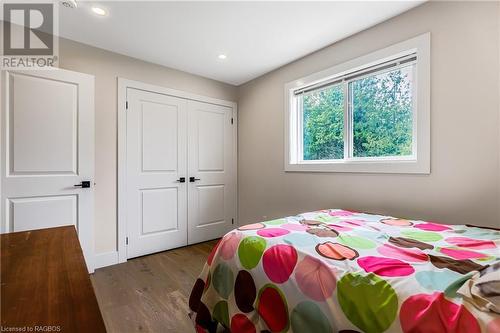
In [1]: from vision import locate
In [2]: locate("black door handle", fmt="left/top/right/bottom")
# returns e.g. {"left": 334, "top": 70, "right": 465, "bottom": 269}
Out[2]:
{"left": 189, "top": 177, "right": 201, "bottom": 182}
{"left": 176, "top": 177, "right": 186, "bottom": 183}
{"left": 74, "top": 181, "right": 91, "bottom": 188}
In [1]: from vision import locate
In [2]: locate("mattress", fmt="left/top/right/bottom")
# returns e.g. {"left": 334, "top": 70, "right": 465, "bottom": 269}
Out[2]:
{"left": 189, "top": 209, "right": 500, "bottom": 333}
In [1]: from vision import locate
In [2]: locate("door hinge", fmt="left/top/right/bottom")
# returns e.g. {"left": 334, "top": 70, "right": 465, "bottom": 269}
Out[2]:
{"left": 231, "top": 117, "right": 233, "bottom": 125}
{"left": 126, "top": 237, "right": 129, "bottom": 245}
{"left": 231, "top": 218, "right": 234, "bottom": 225}
{"left": 126, "top": 101, "right": 128, "bottom": 110}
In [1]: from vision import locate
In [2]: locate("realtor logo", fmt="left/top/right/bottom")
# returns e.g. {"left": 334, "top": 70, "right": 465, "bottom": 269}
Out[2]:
{"left": 3, "top": 3, "right": 53, "bottom": 55}
{"left": 1, "top": 1, "right": 59, "bottom": 68}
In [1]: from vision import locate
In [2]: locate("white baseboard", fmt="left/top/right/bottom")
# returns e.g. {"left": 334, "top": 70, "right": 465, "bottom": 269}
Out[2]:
{"left": 93, "top": 251, "right": 119, "bottom": 270}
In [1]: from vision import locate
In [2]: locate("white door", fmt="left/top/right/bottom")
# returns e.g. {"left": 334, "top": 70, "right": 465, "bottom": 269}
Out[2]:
{"left": 126, "top": 88, "right": 188, "bottom": 258}
{"left": 0, "top": 69, "right": 95, "bottom": 269}
{"left": 187, "top": 100, "right": 236, "bottom": 244}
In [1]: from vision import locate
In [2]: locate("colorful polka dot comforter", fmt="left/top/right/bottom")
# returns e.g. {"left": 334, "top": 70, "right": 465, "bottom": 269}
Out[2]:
{"left": 189, "top": 209, "right": 500, "bottom": 333}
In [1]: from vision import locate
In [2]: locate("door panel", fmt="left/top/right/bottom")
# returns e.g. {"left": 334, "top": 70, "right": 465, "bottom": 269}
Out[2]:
{"left": 197, "top": 111, "right": 224, "bottom": 171}
{"left": 141, "top": 187, "right": 178, "bottom": 234}
{"left": 1, "top": 70, "right": 94, "bottom": 270}
{"left": 11, "top": 74, "right": 77, "bottom": 174}
{"left": 187, "top": 100, "right": 235, "bottom": 244}
{"left": 197, "top": 185, "right": 225, "bottom": 226}
{"left": 126, "top": 88, "right": 187, "bottom": 258}
{"left": 141, "top": 101, "right": 178, "bottom": 172}
{"left": 8, "top": 195, "right": 77, "bottom": 232}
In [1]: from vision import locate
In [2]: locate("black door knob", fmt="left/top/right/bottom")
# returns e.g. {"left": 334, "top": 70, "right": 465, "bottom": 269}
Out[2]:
{"left": 74, "top": 181, "right": 91, "bottom": 188}
{"left": 176, "top": 177, "right": 186, "bottom": 183}
{"left": 189, "top": 177, "right": 201, "bottom": 182}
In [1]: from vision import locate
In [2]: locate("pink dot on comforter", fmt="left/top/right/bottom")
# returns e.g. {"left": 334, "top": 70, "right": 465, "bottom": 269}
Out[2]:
{"left": 400, "top": 292, "right": 480, "bottom": 333}
{"left": 281, "top": 223, "right": 309, "bottom": 231}
{"left": 358, "top": 256, "right": 415, "bottom": 277}
{"left": 257, "top": 228, "right": 290, "bottom": 238}
{"left": 439, "top": 247, "right": 489, "bottom": 260}
{"left": 262, "top": 244, "right": 297, "bottom": 283}
{"left": 377, "top": 244, "right": 428, "bottom": 262}
{"left": 219, "top": 232, "right": 242, "bottom": 260}
{"left": 295, "top": 255, "right": 337, "bottom": 301}
{"left": 445, "top": 237, "right": 496, "bottom": 250}
{"left": 414, "top": 222, "right": 451, "bottom": 231}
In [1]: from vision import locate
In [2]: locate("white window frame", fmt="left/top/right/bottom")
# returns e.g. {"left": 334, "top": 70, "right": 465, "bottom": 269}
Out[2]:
{"left": 284, "top": 33, "right": 430, "bottom": 174}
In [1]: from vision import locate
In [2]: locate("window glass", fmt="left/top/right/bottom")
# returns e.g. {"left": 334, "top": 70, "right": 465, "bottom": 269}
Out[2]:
{"left": 302, "top": 84, "right": 344, "bottom": 160}
{"left": 350, "top": 65, "right": 414, "bottom": 158}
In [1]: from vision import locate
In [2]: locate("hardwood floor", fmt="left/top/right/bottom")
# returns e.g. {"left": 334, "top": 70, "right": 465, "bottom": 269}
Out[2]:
{"left": 91, "top": 240, "right": 218, "bottom": 333}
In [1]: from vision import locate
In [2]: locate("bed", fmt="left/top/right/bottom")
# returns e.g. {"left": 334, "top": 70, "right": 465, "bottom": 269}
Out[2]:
{"left": 188, "top": 209, "right": 500, "bottom": 333}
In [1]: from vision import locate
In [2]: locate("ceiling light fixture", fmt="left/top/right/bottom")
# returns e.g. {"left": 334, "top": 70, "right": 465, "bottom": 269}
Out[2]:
{"left": 218, "top": 54, "right": 227, "bottom": 60}
{"left": 91, "top": 6, "right": 107, "bottom": 16}
{"left": 61, "top": 0, "right": 78, "bottom": 9}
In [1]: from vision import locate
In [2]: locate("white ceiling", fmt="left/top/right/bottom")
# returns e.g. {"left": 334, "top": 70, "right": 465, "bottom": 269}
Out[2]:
{"left": 60, "top": 1, "right": 424, "bottom": 86}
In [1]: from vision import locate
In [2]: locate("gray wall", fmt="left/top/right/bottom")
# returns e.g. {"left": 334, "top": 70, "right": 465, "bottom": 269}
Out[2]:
{"left": 59, "top": 1, "right": 500, "bottom": 255}
{"left": 59, "top": 39, "right": 238, "bottom": 253}
{"left": 237, "top": 1, "right": 500, "bottom": 229}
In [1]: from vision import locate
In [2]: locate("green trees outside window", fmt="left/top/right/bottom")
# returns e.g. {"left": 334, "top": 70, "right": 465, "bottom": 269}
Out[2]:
{"left": 302, "top": 65, "right": 413, "bottom": 161}
{"left": 303, "top": 84, "right": 344, "bottom": 160}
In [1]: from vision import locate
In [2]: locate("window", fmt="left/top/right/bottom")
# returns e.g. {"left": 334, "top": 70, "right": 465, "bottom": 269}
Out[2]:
{"left": 285, "top": 33, "right": 430, "bottom": 173}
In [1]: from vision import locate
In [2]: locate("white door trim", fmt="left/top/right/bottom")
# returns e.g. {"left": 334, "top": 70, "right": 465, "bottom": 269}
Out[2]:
{"left": 117, "top": 78, "right": 237, "bottom": 264}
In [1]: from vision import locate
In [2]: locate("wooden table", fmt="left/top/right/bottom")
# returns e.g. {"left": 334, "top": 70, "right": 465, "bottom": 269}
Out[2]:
{"left": 1, "top": 226, "right": 106, "bottom": 332}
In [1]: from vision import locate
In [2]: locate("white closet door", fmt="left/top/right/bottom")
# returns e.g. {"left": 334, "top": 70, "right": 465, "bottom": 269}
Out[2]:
{"left": 1, "top": 69, "right": 95, "bottom": 270}
{"left": 126, "top": 88, "right": 188, "bottom": 258}
{"left": 187, "top": 100, "right": 236, "bottom": 244}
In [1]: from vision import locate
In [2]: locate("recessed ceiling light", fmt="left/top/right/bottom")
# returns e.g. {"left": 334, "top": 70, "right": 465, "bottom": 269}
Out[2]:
{"left": 91, "top": 6, "right": 107, "bottom": 16}
{"left": 218, "top": 54, "right": 227, "bottom": 60}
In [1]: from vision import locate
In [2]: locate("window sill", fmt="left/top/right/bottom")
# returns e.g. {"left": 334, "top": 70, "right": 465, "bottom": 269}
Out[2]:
{"left": 285, "top": 159, "right": 430, "bottom": 174}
